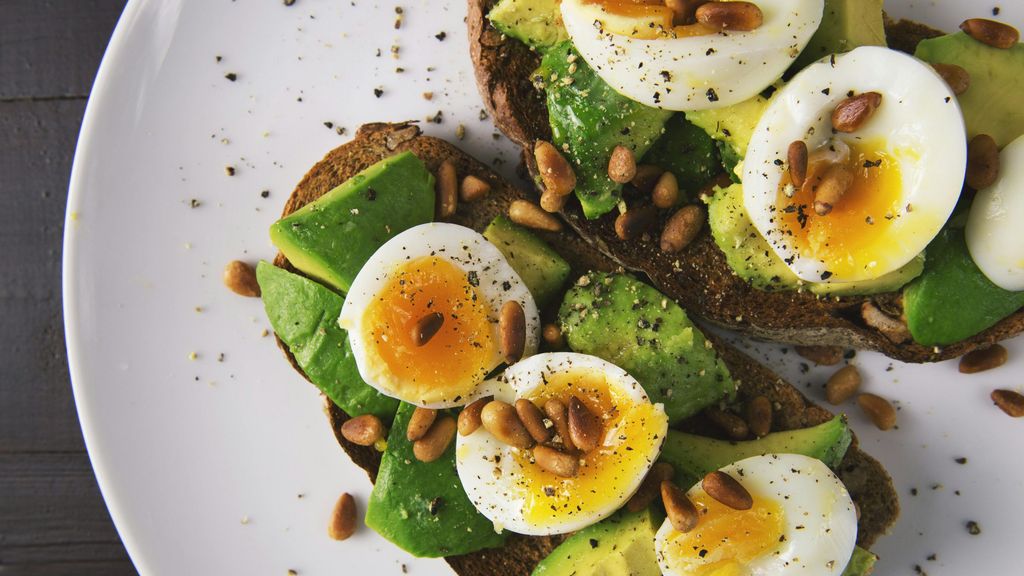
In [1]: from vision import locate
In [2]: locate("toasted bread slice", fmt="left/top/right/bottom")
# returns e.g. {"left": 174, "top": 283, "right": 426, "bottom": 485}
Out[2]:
{"left": 466, "top": 2, "right": 1024, "bottom": 363}
{"left": 269, "top": 122, "right": 897, "bottom": 574}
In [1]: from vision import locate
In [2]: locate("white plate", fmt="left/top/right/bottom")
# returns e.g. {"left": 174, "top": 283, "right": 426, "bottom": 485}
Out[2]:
{"left": 64, "top": 1, "right": 1023, "bottom": 574}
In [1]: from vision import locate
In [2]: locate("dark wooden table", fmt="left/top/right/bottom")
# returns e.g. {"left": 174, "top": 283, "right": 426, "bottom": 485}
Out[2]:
{"left": 0, "top": 1, "right": 136, "bottom": 574}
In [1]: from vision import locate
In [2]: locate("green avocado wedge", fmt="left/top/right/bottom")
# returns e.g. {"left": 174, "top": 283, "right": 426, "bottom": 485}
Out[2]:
{"left": 488, "top": 0, "right": 566, "bottom": 53}
{"left": 794, "top": 0, "right": 886, "bottom": 70}
{"left": 641, "top": 115, "right": 721, "bottom": 201}
{"left": 483, "top": 215, "right": 571, "bottom": 308}
{"left": 255, "top": 262, "right": 399, "bottom": 420}
{"left": 904, "top": 228, "right": 1024, "bottom": 346}
{"left": 269, "top": 151, "right": 435, "bottom": 293}
{"left": 558, "top": 272, "right": 735, "bottom": 423}
{"left": 365, "top": 403, "right": 506, "bottom": 557}
{"left": 532, "top": 509, "right": 663, "bottom": 576}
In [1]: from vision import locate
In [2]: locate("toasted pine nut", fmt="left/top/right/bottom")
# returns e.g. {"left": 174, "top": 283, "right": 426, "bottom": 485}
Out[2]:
{"left": 861, "top": 302, "right": 911, "bottom": 344}
{"left": 705, "top": 406, "right": 749, "bottom": 440}
{"left": 966, "top": 134, "right": 1000, "bottom": 190}
{"left": 826, "top": 365, "right": 861, "bottom": 405}
{"left": 652, "top": 171, "right": 680, "bottom": 209}
{"left": 539, "top": 190, "right": 568, "bottom": 213}
{"left": 631, "top": 164, "right": 665, "bottom": 193}
{"left": 959, "top": 344, "right": 1008, "bottom": 374}
{"left": 458, "top": 396, "right": 492, "bottom": 436}
{"left": 533, "top": 445, "right": 578, "bottom": 477}
{"left": 745, "top": 395, "right": 772, "bottom": 438}
{"left": 568, "top": 396, "right": 602, "bottom": 453}
{"left": 831, "top": 92, "right": 883, "bottom": 133}
{"left": 787, "top": 141, "right": 808, "bottom": 188}
{"left": 535, "top": 140, "right": 577, "bottom": 197}
{"left": 660, "top": 204, "right": 705, "bottom": 254}
{"left": 608, "top": 145, "right": 638, "bottom": 184}
{"left": 411, "top": 312, "right": 444, "bottom": 347}
{"left": 795, "top": 345, "right": 843, "bottom": 366}
{"left": 544, "top": 398, "right": 575, "bottom": 450}
{"left": 516, "top": 399, "right": 552, "bottom": 443}
{"left": 615, "top": 204, "right": 658, "bottom": 241}
{"left": 481, "top": 400, "right": 535, "bottom": 449}
{"left": 500, "top": 301, "right": 527, "bottom": 364}
{"left": 341, "top": 414, "right": 385, "bottom": 446}
{"left": 328, "top": 492, "right": 357, "bottom": 541}
{"left": 223, "top": 260, "right": 261, "bottom": 297}
{"left": 509, "top": 199, "right": 563, "bottom": 232}
{"left": 702, "top": 471, "right": 753, "bottom": 510}
{"left": 811, "top": 163, "right": 853, "bottom": 216}
{"left": 932, "top": 63, "right": 971, "bottom": 95}
{"left": 627, "top": 462, "right": 675, "bottom": 512}
{"left": 459, "top": 175, "right": 491, "bottom": 202}
{"left": 406, "top": 407, "right": 438, "bottom": 442}
{"left": 662, "top": 480, "right": 700, "bottom": 532}
{"left": 696, "top": 1, "right": 763, "bottom": 31}
{"left": 542, "top": 323, "right": 565, "bottom": 350}
{"left": 412, "top": 416, "right": 457, "bottom": 462}
{"left": 991, "top": 389, "right": 1024, "bottom": 417}
{"left": 436, "top": 160, "right": 458, "bottom": 219}
{"left": 858, "top": 393, "right": 897, "bottom": 431}
{"left": 960, "top": 18, "right": 1020, "bottom": 49}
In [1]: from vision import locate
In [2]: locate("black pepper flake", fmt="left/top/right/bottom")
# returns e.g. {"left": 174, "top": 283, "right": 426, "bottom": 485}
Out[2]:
{"left": 428, "top": 497, "right": 444, "bottom": 516}
{"left": 260, "top": 190, "right": 270, "bottom": 199}
{"left": 190, "top": 198, "right": 201, "bottom": 208}
{"left": 283, "top": 0, "right": 296, "bottom": 5}
{"left": 225, "top": 166, "right": 236, "bottom": 176}
{"left": 374, "top": 87, "right": 384, "bottom": 98}
{"left": 589, "top": 538, "right": 599, "bottom": 549}
{"left": 427, "top": 110, "right": 443, "bottom": 124}
{"left": 954, "top": 457, "right": 967, "bottom": 465}
{"left": 659, "top": 70, "right": 671, "bottom": 81}
{"left": 366, "top": 188, "right": 377, "bottom": 201}
{"left": 706, "top": 88, "right": 719, "bottom": 102}
{"left": 864, "top": 159, "right": 882, "bottom": 168}
{"left": 467, "top": 271, "right": 480, "bottom": 287}
{"left": 993, "top": 7, "right": 1001, "bottom": 15}
{"left": 820, "top": 271, "right": 833, "bottom": 280}
{"left": 215, "top": 55, "right": 222, "bottom": 63}
{"left": 324, "top": 121, "right": 334, "bottom": 129}
{"left": 821, "top": 87, "right": 831, "bottom": 95}
{"left": 435, "top": 31, "right": 447, "bottom": 41}
{"left": 966, "top": 520, "right": 981, "bottom": 535}
{"left": 225, "top": 72, "right": 238, "bottom": 82}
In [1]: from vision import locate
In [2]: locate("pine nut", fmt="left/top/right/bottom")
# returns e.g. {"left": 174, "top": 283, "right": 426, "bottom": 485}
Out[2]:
{"left": 481, "top": 400, "right": 535, "bottom": 449}
{"left": 795, "top": 345, "right": 843, "bottom": 366}
{"left": 411, "top": 312, "right": 445, "bottom": 347}
{"left": 932, "top": 63, "right": 971, "bottom": 95}
{"left": 542, "top": 323, "right": 565, "bottom": 350}
{"left": 327, "top": 492, "right": 357, "bottom": 541}
{"left": 662, "top": 480, "right": 700, "bottom": 532}
{"left": 406, "top": 407, "right": 438, "bottom": 442}
{"left": 568, "top": 396, "right": 602, "bottom": 453}
{"left": 632, "top": 164, "right": 665, "bottom": 193}
{"left": 745, "top": 395, "right": 772, "bottom": 438}
{"left": 544, "top": 398, "right": 575, "bottom": 450}
{"left": 695, "top": 1, "right": 763, "bottom": 31}
{"left": 627, "top": 462, "right": 675, "bottom": 513}
{"left": 811, "top": 163, "right": 853, "bottom": 216}
{"left": 826, "top": 365, "right": 861, "bottom": 405}
{"left": 223, "top": 260, "right": 261, "bottom": 297}
{"left": 959, "top": 344, "right": 1008, "bottom": 374}
{"left": 831, "top": 92, "right": 883, "bottom": 133}
{"left": 533, "top": 445, "right": 579, "bottom": 478}
{"left": 608, "top": 145, "right": 638, "bottom": 184}
{"left": 340, "top": 414, "right": 385, "bottom": 446}
{"left": 509, "top": 200, "right": 563, "bottom": 232}
{"left": 652, "top": 171, "right": 680, "bottom": 209}
{"left": 787, "top": 141, "right": 808, "bottom": 188}
{"left": 966, "top": 134, "right": 1000, "bottom": 190}
{"left": 960, "top": 18, "right": 1020, "bottom": 49}
{"left": 858, "top": 393, "right": 897, "bottom": 431}
{"left": 705, "top": 406, "right": 749, "bottom": 440}
{"left": 539, "top": 190, "right": 568, "bottom": 213}
{"left": 499, "top": 300, "right": 527, "bottom": 364}
{"left": 458, "top": 396, "right": 492, "bottom": 436}
{"left": 535, "top": 140, "right": 577, "bottom": 197}
{"left": 516, "top": 399, "right": 552, "bottom": 443}
{"left": 459, "top": 175, "right": 491, "bottom": 202}
{"left": 861, "top": 302, "right": 911, "bottom": 344}
{"left": 436, "top": 159, "right": 458, "bottom": 219}
{"left": 660, "top": 204, "right": 705, "bottom": 254}
{"left": 702, "top": 471, "right": 753, "bottom": 510}
{"left": 991, "top": 389, "right": 1024, "bottom": 417}
{"left": 615, "top": 204, "right": 658, "bottom": 240}
{"left": 412, "top": 416, "right": 457, "bottom": 462}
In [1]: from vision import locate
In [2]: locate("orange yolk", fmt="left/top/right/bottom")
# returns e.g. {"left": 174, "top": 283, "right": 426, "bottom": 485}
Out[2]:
{"left": 585, "top": 0, "right": 715, "bottom": 39}
{"left": 662, "top": 490, "right": 786, "bottom": 575}
{"left": 362, "top": 256, "right": 497, "bottom": 404}
{"left": 775, "top": 140, "right": 904, "bottom": 278}
{"left": 512, "top": 370, "right": 665, "bottom": 525}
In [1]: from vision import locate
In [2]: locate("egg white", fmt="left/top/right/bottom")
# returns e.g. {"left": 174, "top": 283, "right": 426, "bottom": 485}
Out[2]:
{"left": 655, "top": 453, "right": 858, "bottom": 576}
{"left": 338, "top": 223, "right": 539, "bottom": 408}
{"left": 455, "top": 353, "right": 667, "bottom": 535}
{"left": 744, "top": 46, "right": 966, "bottom": 283}
{"left": 967, "top": 133, "right": 1024, "bottom": 291}
{"left": 560, "top": 0, "right": 823, "bottom": 111}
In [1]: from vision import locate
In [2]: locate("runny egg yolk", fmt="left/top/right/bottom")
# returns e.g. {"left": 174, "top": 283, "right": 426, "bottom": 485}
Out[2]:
{"left": 776, "top": 139, "right": 904, "bottom": 279}
{"left": 661, "top": 490, "right": 785, "bottom": 575}
{"left": 512, "top": 370, "right": 664, "bottom": 525}
{"left": 362, "top": 255, "right": 497, "bottom": 404}
{"left": 584, "top": 0, "right": 715, "bottom": 39}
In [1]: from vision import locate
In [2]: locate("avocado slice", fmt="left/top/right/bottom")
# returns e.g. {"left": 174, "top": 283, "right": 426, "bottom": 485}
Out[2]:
{"left": 916, "top": 32, "right": 1024, "bottom": 149}
{"left": 365, "top": 403, "right": 506, "bottom": 557}
{"left": 255, "top": 262, "right": 399, "bottom": 420}
{"left": 641, "top": 115, "right": 722, "bottom": 199}
{"left": 794, "top": 0, "right": 886, "bottom": 70}
{"left": 269, "top": 151, "right": 435, "bottom": 293}
{"left": 532, "top": 509, "right": 663, "bottom": 576}
{"left": 558, "top": 272, "right": 736, "bottom": 423}
{"left": 483, "top": 215, "right": 571, "bottom": 308}
{"left": 843, "top": 547, "right": 878, "bottom": 576}
{"left": 488, "top": 0, "right": 567, "bottom": 54}
{"left": 904, "top": 228, "right": 1024, "bottom": 346}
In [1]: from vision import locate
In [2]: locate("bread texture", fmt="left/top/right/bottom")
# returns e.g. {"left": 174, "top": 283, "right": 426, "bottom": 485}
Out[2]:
{"left": 466, "top": 1, "right": 1024, "bottom": 363}
{"left": 270, "top": 122, "right": 898, "bottom": 574}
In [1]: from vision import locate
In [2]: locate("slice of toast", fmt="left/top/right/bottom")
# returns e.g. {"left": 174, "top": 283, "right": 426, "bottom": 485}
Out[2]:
{"left": 466, "top": 1, "right": 1024, "bottom": 363}
{"left": 270, "top": 122, "right": 898, "bottom": 575}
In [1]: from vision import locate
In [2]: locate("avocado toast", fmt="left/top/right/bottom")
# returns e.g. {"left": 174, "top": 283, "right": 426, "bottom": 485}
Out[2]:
{"left": 260, "top": 121, "right": 897, "bottom": 575}
{"left": 466, "top": 0, "right": 1024, "bottom": 363}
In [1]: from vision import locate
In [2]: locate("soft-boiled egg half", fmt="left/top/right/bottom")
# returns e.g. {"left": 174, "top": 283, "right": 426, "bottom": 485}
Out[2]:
{"left": 339, "top": 223, "right": 539, "bottom": 408}
{"left": 967, "top": 134, "right": 1024, "bottom": 291}
{"left": 456, "top": 353, "right": 668, "bottom": 535}
{"left": 744, "top": 46, "right": 966, "bottom": 283}
{"left": 560, "top": 0, "right": 823, "bottom": 110}
{"left": 655, "top": 454, "right": 858, "bottom": 576}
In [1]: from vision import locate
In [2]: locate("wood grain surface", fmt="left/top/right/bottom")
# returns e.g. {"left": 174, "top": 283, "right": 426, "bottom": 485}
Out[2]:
{"left": 0, "top": 1, "right": 135, "bottom": 574}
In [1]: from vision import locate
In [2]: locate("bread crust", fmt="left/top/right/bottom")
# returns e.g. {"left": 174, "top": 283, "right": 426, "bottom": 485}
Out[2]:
{"left": 269, "top": 122, "right": 898, "bottom": 573}
{"left": 466, "top": 1, "right": 1024, "bottom": 363}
